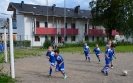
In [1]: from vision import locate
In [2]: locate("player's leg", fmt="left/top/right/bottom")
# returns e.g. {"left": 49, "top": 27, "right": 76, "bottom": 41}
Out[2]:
{"left": 105, "top": 60, "right": 110, "bottom": 76}
{"left": 97, "top": 55, "right": 100, "bottom": 63}
{"left": 60, "top": 65, "right": 67, "bottom": 79}
{"left": 85, "top": 53, "right": 87, "bottom": 61}
{"left": 48, "top": 63, "right": 55, "bottom": 76}
{"left": 105, "top": 64, "right": 109, "bottom": 76}
{"left": 55, "top": 65, "right": 59, "bottom": 72}
{"left": 110, "top": 56, "right": 114, "bottom": 68}
{"left": 87, "top": 54, "right": 90, "bottom": 62}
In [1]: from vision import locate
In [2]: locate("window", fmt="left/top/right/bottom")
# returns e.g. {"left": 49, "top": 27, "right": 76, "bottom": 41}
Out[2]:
{"left": 65, "top": 23, "right": 67, "bottom": 28}
{"left": 85, "top": 24, "right": 87, "bottom": 33}
{"left": 45, "top": 22, "right": 48, "bottom": 27}
{"left": 36, "top": 21, "right": 40, "bottom": 27}
{"left": 71, "top": 36, "right": 76, "bottom": 41}
{"left": 71, "top": 23, "right": 75, "bottom": 29}
{"left": 92, "top": 36, "right": 94, "bottom": 41}
{"left": 65, "top": 36, "right": 67, "bottom": 41}
{"left": 13, "top": 21, "right": 17, "bottom": 29}
{"left": 85, "top": 36, "right": 88, "bottom": 41}
{"left": 35, "top": 36, "right": 40, "bottom": 41}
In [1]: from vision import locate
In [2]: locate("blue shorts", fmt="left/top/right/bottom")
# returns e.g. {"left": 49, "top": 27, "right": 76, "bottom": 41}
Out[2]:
{"left": 50, "top": 63, "right": 56, "bottom": 66}
{"left": 56, "top": 64, "right": 64, "bottom": 71}
{"left": 105, "top": 60, "right": 110, "bottom": 65}
{"left": 84, "top": 52, "right": 89, "bottom": 56}
{"left": 96, "top": 54, "right": 100, "bottom": 57}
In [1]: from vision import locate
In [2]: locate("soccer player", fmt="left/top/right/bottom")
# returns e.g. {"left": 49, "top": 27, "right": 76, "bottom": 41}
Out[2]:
{"left": 101, "top": 44, "right": 116, "bottom": 76}
{"left": 93, "top": 44, "right": 101, "bottom": 63}
{"left": 54, "top": 49, "right": 67, "bottom": 79}
{"left": 46, "top": 46, "right": 56, "bottom": 76}
{"left": 105, "top": 40, "right": 115, "bottom": 68}
{"left": 83, "top": 43, "right": 91, "bottom": 62}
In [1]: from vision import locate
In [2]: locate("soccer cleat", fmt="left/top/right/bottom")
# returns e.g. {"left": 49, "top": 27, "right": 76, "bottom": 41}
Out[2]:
{"left": 111, "top": 65, "right": 114, "bottom": 69}
{"left": 101, "top": 70, "right": 104, "bottom": 73}
{"left": 47, "top": 74, "right": 51, "bottom": 77}
{"left": 105, "top": 72, "right": 108, "bottom": 76}
{"left": 63, "top": 75, "right": 67, "bottom": 79}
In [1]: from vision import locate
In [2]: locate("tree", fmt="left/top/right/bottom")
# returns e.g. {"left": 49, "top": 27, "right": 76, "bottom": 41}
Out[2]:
{"left": 89, "top": 0, "right": 133, "bottom": 40}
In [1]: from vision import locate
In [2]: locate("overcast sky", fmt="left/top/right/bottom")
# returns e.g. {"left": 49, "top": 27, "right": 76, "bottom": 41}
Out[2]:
{"left": 0, "top": 0, "right": 91, "bottom": 17}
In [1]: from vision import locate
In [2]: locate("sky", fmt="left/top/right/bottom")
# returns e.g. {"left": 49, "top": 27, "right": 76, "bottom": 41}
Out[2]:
{"left": 0, "top": 0, "right": 91, "bottom": 17}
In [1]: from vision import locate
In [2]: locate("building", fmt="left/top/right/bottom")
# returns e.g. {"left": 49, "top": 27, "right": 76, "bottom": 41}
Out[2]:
{"left": 0, "top": 18, "right": 17, "bottom": 41}
{"left": 7, "top": 1, "right": 107, "bottom": 46}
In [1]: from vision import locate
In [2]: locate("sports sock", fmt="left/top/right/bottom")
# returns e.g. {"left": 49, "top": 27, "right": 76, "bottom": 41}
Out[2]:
{"left": 102, "top": 65, "right": 106, "bottom": 71}
{"left": 99, "top": 59, "right": 100, "bottom": 62}
{"left": 86, "top": 57, "right": 87, "bottom": 60}
{"left": 49, "top": 68, "right": 52, "bottom": 75}
{"left": 105, "top": 66, "right": 109, "bottom": 73}
{"left": 61, "top": 71, "right": 66, "bottom": 76}
{"left": 88, "top": 57, "right": 90, "bottom": 61}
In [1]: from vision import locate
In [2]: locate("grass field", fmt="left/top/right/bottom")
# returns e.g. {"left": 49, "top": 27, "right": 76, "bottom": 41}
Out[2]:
{"left": 12, "top": 45, "right": 133, "bottom": 59}
{"left": 59, "top": 45, "right": 133, "bottom": 53}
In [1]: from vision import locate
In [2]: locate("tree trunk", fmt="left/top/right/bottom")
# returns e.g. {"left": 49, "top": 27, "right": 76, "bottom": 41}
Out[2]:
{"left": 108, "top": 29, "right": 112, "bottom": 40}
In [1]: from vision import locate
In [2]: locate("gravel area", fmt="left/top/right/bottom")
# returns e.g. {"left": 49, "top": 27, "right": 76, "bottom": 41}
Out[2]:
{"left": 1, "top": 52, "right": 133, "bottom": 83}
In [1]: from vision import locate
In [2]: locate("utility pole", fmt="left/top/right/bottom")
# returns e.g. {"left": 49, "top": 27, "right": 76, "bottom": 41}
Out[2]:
{"left": 64, "top": 0, "right": 66, "bottom": 46}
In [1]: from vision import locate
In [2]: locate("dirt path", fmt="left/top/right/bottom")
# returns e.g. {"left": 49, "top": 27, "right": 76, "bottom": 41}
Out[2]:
{"left": 1, "top": 52, "right": 133, "bottom": 83}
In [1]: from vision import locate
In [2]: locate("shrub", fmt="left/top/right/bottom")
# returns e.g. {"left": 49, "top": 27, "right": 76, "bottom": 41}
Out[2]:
{"left": 43, "top": 39, "right": 51, "bottom": 49}
{"left": 23, "top": 40, "right": 31, "bottom": 47}
{"left": 14, "top": 40, "right": 31, "bottom": 47}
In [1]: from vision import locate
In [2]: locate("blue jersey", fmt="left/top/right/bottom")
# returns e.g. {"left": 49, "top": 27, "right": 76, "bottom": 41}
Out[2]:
{"left": 105, "top": 49, "right": 114, "bottom": 61}
{"left": 84, "top": 46, "right": 89, "bottom": 54}
{"left": 46, "top": 51, "right": 56, "bottom": 63}
{"left": 56, "top": 55, "right": 64, "bottom": 65}
{"left": 93, "top": 47, "right": 100, "bottom": 55}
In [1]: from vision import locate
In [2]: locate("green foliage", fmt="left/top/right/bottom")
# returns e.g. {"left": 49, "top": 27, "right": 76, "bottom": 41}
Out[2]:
{"left": 43, "top": 39, "right": 51, "bottom": 49}
{"left": 14, "top": 40, "right": 31, "bottom": 47}
{"left": 89, "top": 0, "right": 133, "bottom": 39}
{"left": 116, "top": 42, "right": 131, "bottom": 46}
{"left": 0, "top": 66, "right": 16, "bottom": 83}
{"left": 65, "top": 41, "right": 107, "bottom": 47}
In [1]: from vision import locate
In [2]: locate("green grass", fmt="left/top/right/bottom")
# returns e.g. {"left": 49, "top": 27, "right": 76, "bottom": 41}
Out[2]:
{"left": 13, "top": 45, "right": 133, "bottom": 59}
{"left": 14, "top": 48, "right": 46, "bottom": 59}
{"left": 59, "top": 45, "right": 133, "bottom": 53}
{"left": 0, "top": 53, "right": 5, "bottom": 63}
{"left": 0, "top": 66, "right": 16, "bottom": 83}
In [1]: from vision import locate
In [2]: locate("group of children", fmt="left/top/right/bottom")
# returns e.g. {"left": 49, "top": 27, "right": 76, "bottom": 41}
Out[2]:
{"left": 83, "top": 40, "right": 116, "bottom": 76}
{"left": 46, "top": 46, "right": 67, "bottom": 79}
{"left": 45, "top": 40, "right": 115, "bottom": 79}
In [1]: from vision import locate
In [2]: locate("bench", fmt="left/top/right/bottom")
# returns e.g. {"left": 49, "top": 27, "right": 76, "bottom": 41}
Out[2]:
{"left": 57, "top": 43, "right": 64, "bottom": 47}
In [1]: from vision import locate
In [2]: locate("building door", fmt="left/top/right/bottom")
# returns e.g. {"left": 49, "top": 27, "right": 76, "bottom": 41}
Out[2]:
{"left": 58, "top": 36, "right": 62, "bottom": 43}
{"left": 51, "top": 36, "right": 55, "bottom": 41}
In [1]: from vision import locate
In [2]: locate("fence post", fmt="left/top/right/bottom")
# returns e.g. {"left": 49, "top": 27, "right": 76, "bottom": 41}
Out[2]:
{"left": 4, "top": 27, "right": 7, "bottom": 62}
{"left": 9, "top": 17, "right": 15, "bottom": 78}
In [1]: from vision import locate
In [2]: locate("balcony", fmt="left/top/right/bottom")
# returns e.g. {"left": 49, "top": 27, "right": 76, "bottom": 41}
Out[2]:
{"left": 36, "top": 27, "right": 57, "bottom": 35}
{"left": 60, "top": 28, "right": 78, "bottom": 35}
{"left": 88, "top": 29, "right": 103, "bottom": 36}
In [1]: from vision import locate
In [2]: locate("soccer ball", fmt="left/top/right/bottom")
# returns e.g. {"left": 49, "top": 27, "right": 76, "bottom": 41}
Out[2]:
{"left": 122, "top": 70, "right": 128, "bottom": 76}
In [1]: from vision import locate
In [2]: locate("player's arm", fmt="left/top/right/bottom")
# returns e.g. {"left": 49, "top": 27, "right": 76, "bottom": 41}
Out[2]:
{"left": 105, "top": 51, "right": 109, "bottom": 59}
{"left": 46, "top": 52, "right": 50, "bottom": 59}
{"left": 113, "top": 50, "right": 116, "bottom": 59}
{"left": 59, "top": 57, "right": 64, "bottom": 66}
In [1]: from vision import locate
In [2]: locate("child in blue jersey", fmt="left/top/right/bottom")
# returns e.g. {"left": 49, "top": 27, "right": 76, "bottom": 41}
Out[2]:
{"left": 83, "top": 43, "right": 91, "bottom": 61}
{"left": 54, "top": 49, "right": 67, "bottom": 79}
{"left": 93, "top": 44, "right": 101, "bottom": 63}
{"left": 101, "top": 44, "right": 116, "bottom": 76}
{"left": 46, "top": 46, "right": 56, "bottom": 76}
